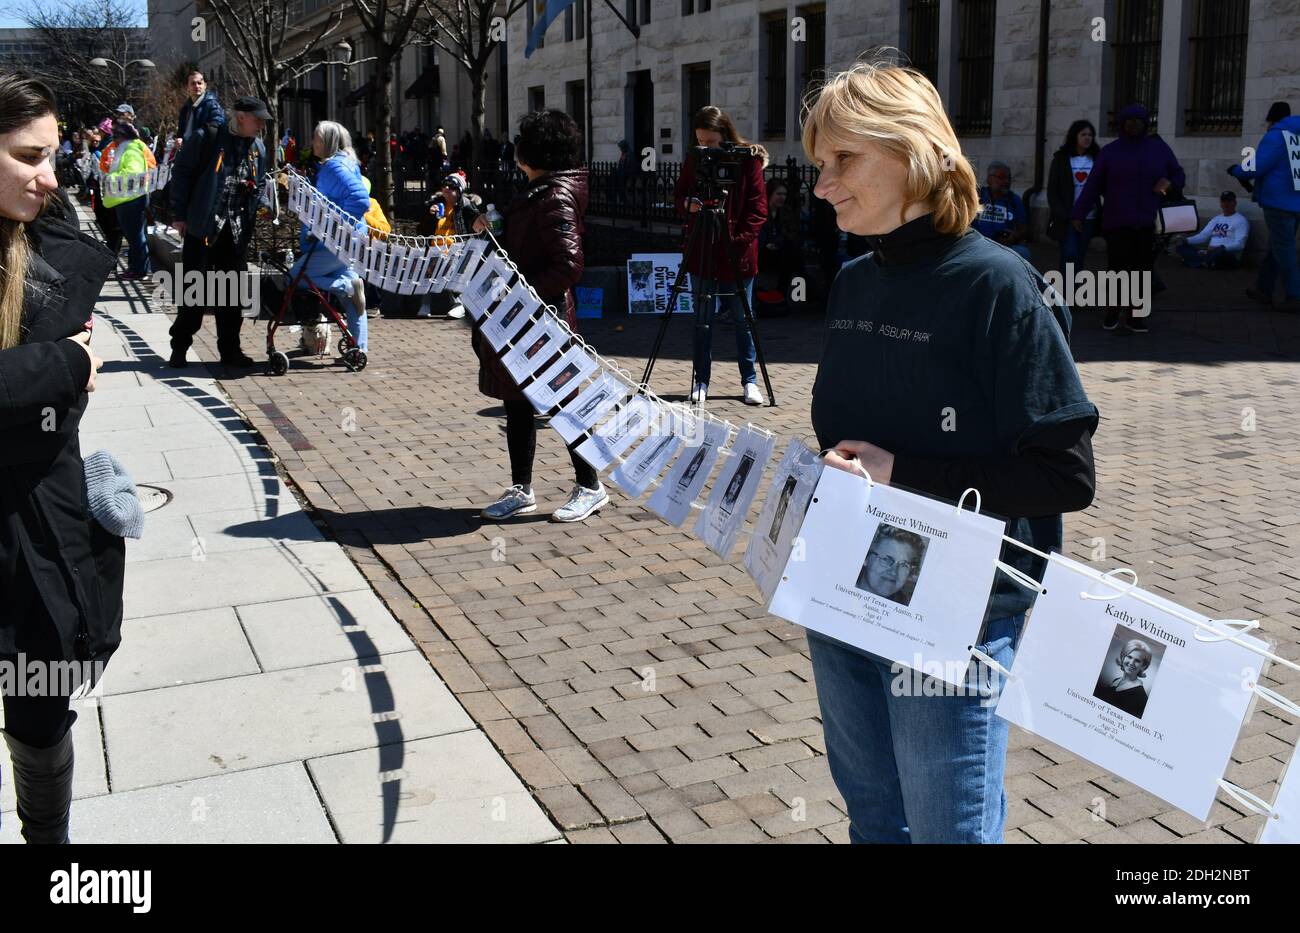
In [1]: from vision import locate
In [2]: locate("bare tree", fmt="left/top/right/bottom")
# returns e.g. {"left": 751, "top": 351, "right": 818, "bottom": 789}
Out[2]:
{"left": 349, "top": 0, "right": 426, "bottom": 217}
{"left": 415, "top": 1, "right": 526, "bottom": 174}
{"left": 202, "top": 0, "right": 348, "bottom": 168}
{"left": 19, "top": 0, "right": 149, "bottom": 127}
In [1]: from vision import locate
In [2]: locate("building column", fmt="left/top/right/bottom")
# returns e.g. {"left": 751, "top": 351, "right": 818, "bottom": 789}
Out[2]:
{"left": 1157, "top": 0, "right": 1187, "bottom": 137}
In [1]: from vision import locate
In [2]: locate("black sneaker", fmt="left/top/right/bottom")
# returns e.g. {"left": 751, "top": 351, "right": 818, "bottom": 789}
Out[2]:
{"left": 1129, "top": 314, "right": 1150, "bottom": 333}
{"left": 169, "top": 350, "right": 188, "bottom": 368}
{"left": 1103, "top": 308, "right": 1120, "bottom": 330}
{"left": 220, "top": 352, "right": 256, "bottom": 367}
{"left": 1246, "top": 287, "right": 1273, "bottom": 306}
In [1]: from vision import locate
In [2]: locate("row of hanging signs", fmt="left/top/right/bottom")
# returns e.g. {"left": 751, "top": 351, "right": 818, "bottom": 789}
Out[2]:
{"left": 285, "top": 169, "right": 1298, "bottom": 842}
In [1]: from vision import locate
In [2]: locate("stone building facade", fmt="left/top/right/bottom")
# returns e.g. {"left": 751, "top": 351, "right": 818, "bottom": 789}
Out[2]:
{"left": 509, "top": 0, "right": 1300, "bottom": 240}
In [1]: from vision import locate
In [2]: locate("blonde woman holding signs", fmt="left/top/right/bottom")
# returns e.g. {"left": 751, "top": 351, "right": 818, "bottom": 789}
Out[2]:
{"left": 803, "top": 60, "right": 1099, "bottom": 843}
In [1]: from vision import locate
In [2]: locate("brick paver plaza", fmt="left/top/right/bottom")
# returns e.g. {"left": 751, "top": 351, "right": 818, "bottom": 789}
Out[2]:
{"left": 199, "top": 265, "right": 1300, "bottom": 844}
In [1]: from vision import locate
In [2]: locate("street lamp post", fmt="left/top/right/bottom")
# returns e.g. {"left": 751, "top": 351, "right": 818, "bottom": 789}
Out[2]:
{"left": 90, "top": 57, "right": 156, "bottom": 109}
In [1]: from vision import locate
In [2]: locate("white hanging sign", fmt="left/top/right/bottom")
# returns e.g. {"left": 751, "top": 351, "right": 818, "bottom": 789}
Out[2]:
{"left": 524, "top": 347, "right": 600, "bottom": 414}
{"left": 462, "top": 255, "right": 515, "bottom": 318}
{"left": 744, "top": 440, "right": 824, "bottom": 603}
{"left": 646, "top": 419, "right": 730, "bottom": 528}
{"left": 694, "top": 425, "right": 776, "bottom": 558}
{"left": 768, "top": 469, "right": 1007, "bottom": 688}
{"left": 610, "top": 424, "right": 685, "bottom": 500}
{"left": 501, "top": 314, "right": 568, "bottom": 383}
{"left": 575, "top": 395, "right": 658, "bottom": 472}
{"left": 996, "top": 554, "right": 1267, "bottom": 821}
{"left": 445, "top": 237, "right": 489, "bottom": 292}
{"left": 481, "top": 285, "right": 540, "bottom": 351}
{"left": 550, "top": 371, "right": 628, "bottom": 443}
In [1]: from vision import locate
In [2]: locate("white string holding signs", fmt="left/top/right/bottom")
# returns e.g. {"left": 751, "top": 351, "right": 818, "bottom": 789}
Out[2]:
{"left": 88, "top": 138, "right": 177, "bottom": 199}
{"left": 286, "top": 168, "right": 1300, "bottom": 831}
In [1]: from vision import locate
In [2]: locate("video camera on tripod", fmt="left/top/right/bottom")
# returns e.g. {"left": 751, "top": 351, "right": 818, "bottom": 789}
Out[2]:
{"left": 688, "top": 142, "right": 761, "bottom": 202}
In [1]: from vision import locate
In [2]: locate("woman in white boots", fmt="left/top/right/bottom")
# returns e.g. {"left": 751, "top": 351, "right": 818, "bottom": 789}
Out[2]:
{"left": 0, "top": 73, "right": 124, "bottom": 843}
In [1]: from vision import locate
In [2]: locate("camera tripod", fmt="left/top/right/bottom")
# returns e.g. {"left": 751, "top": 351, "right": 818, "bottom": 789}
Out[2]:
{"left": 641, "top": 189, "right": 777, "bottom": 407}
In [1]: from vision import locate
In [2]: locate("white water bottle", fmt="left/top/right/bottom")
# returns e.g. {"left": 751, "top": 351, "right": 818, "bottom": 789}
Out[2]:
{"left": 486, "top": 203, "right": 503, "bottom": 236}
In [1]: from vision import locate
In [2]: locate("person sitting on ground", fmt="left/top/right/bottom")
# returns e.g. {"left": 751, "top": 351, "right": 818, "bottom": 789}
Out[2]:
{"left": 417, "top": 171, "right": 480, "bottom": 319}
{"left": 973, "top": 161, "right": 1031, "bottom": 261}
{"left": 288, "top": 122, "right": 371, "bottom": 355}
{"left": 1176, "top": 191, "right": 1249, "bottom": 269}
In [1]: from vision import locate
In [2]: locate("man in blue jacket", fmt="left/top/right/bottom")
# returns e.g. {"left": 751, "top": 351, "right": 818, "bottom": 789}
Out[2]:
{"left": 1072, "top": 103, "right": 1185, "bottom": 333}
{"left": 168, "top": 96, "right": 268, "bottom": 367}
{"left": 175, "top": 66, "right": 225, "bottom": 146}
{"left": 1232, "top": 101, "right": 1300, "bottom": 312}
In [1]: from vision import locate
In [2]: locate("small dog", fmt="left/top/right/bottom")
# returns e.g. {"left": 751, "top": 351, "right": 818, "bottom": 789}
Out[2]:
{"left": 300, "top": 321, "right": 334, "bottom": 357}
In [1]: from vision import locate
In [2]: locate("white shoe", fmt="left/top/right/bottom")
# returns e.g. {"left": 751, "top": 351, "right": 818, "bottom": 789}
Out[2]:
{"left": 447, "top": 304, "right": 466, "bottom": 319}
{"left": 689, "top": 383, "right": 708, "bottom": 404}
{"left": 416, "top": 305, "right": 433, "bottom": 318}
{"left": 743, "top": 383, "right": 763, "bottom": 405}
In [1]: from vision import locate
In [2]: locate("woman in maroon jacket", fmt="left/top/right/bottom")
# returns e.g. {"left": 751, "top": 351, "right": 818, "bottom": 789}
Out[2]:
{"left": 471, "top": 110, "right": 606, "bottom": 522}
{"left": 673, "top": 106, "right": 768, "bottom": 406}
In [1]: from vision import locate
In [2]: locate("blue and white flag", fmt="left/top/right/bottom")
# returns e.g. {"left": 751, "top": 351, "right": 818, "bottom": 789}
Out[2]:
{"left": 525, "top": 0, "right": 576, "bottom": 58}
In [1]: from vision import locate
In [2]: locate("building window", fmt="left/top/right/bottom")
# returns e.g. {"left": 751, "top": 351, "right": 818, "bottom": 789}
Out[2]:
{"left": 1184, "top": 0, "right": 1248, "bottom": 135}
{"left": 683, "top": 0, "right": 711, "bottom": 12}
{"left": 796, "top": 4, "right": 826, "bottom": 114}
{"left": 953, "top": 0, "right": 995, "bottom": 136}
{"left": 904, "top": 0, "right": 940, "bottom": 85}
{"left": 683, "top": 62, "right": 711, "bottom": 143}
{"left": 1108, "top": 0, "right": 1162, "bottom": 132}
{"left": 762, "top": 13, "right": 787, "bottom": 139}
{"left": 527, "top": 1, "right": 546, "bottom": 49}
{"left": 565, "top": 4, "right": 574, "bottom": 41}
{"left": 626, "top": 0, "right": 650, "bottom": 26}
{"left": 528, "top": 86, "right": 545, "bottom": 113}
{"left": 576, "top": 0, "right": 585, "bottom": 40}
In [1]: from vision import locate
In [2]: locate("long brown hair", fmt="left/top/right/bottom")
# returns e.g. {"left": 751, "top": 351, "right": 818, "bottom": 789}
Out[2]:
{"left": 689, "top": 106, "right": 770, "bottom": 168}
{"left": 0, "top": 73, "right": 59, "bottom": 349}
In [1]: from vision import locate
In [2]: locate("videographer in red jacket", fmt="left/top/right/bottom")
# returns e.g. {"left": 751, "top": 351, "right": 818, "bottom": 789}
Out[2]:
{"left": 672, "top": 106, "right": 768, "bottom": 406}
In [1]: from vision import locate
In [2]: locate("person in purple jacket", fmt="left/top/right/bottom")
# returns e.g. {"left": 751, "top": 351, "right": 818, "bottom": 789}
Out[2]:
{"left": 1072, "top": 103, "right": 1184, "bottom": 333}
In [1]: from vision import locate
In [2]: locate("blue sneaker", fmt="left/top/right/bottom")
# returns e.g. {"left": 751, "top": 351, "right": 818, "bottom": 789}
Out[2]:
{"left": 551, "top": 484, "right": 609, "bottom": 523}
{"left": 481, "top": 484, "right": 537, "bottom": 520}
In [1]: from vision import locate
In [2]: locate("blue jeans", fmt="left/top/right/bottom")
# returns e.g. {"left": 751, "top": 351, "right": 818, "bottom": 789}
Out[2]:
{"left": 343, "top": 287, "right": 367, "bottom": 351}
{"left": 1059, "top": 217, "right": 1095, "bottom": 277}
{"left": 1177, "top": 242, "right": 1241, "bottom": 269}
{"left": 807, "top": 613, "right": 1025, "bottom": 844}
{"left": 691, "top": 275, "right": 756, "bottom": 388}
{"left": 115, "top": 195, "right": 151, "bottom": 276}
{"left": 1256, "top": 207, "right": 1300, "bottom": 301}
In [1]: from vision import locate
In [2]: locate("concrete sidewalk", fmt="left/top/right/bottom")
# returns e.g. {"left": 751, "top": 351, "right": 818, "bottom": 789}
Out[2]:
{"left": 0, "top": 230, "right": 560, "bottom": 843}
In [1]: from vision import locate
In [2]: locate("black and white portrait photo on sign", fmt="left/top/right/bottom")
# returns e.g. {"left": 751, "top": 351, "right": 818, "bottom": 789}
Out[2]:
{"left": 854, "top": 523, "right": 930, "bottom": 608}
{"left": 1091, "top": 625, "right": 1165, "bottom": 720}
{"left": 768, "top": 477, "right": 797, "bottom": 544}
{"left": 462, "top": 254, "right": 514, "bottom": 316}
{"left": 744, "top": 440, "right": 823, "bottom": 603}
{"left": 996, "top": 554, "right": 1268, "bottom": 821}
{"left": 695, "top": 427, "right": 776, "bottom": 558}
{"left": 647, "top": 419, "right": 729, "bottom": 528}
{"left": 768, "top": 470, "right": 1006, "bottom": 687}
{"left": 720, "top": 454, "right": 756, "bottom": 515}
{"left": 550, "top": 372, "right": 628, "bottom": 444}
